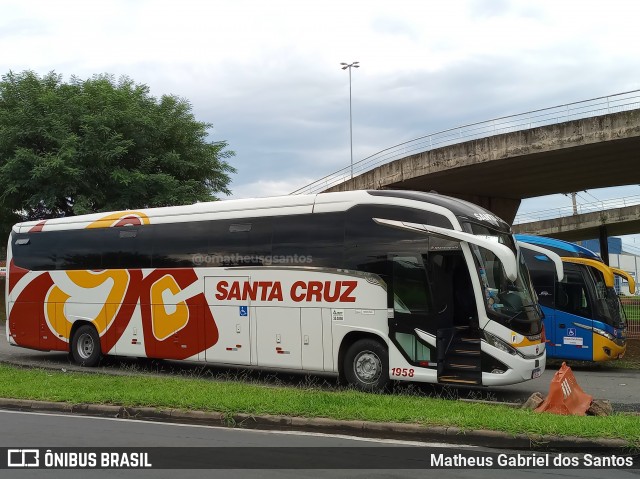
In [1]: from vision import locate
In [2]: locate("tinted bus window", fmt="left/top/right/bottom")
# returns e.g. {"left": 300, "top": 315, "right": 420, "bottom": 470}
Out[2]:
{"left": 57, "top": 229, "right": 104, "bottom": 270}
{"left": 272, "top": 213, "right": 345, "bottom": 268}
{"left": 521, "top": 249, "right": 556, "bottom": 308}
{"left": 100, "top": 227, "right": 153, "bottom": 269}
{"left": 345, "top": 205, "right": 450, "bottom": 273}
{"left": 557, "top": 271, "right": 592, "bottom": 317}
{"left": 392, "top": 255, "right": 430, "bottom": 314}
{"left": 207, "top": 218, "right": 272, "bottom": 266}
{"left": 152, "top": 222, "right": 211, "bottom": 268}
{"left": 12, "top": 232, "right": 59, "bottom": 271}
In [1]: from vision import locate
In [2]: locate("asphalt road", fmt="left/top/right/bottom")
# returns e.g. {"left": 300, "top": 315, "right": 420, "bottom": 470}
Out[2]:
{"left": 1, "top": 410, "right": 637, "bottom": 479}
{"left": 1, "top": 323, "right": 640, "bottom": 411}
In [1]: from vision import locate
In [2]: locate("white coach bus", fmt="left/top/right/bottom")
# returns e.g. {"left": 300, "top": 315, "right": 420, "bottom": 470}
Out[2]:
{"left": 6, "top": 190, "right": 551, "bottom": 390}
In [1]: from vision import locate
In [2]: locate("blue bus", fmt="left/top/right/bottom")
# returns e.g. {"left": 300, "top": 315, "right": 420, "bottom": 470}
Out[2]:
{"left": 515, "top": 235, "right": 631, "bottom": 362}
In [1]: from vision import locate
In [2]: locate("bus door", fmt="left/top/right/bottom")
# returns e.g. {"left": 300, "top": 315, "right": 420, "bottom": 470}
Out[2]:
{"left": 428, "top": 249, "right": 482, "bottom": 386}
{"left": 203, "top": 276, "right": 252, "bottom": 365}
{"left": 388, "top": 254, "right": 435, "bottom": 366}
{"left": 553, "top": 266, "right": 595, "bottom": 361}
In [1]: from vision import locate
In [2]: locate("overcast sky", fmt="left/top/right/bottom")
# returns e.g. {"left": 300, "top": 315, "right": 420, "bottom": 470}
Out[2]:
{"left": 2, "top": 0, "right": 640, "bottom": 241}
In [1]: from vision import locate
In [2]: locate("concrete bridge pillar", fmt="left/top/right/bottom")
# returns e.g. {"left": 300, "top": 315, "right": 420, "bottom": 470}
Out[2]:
{"left": 599, "top": 225, "right": 609, "bottom": 266}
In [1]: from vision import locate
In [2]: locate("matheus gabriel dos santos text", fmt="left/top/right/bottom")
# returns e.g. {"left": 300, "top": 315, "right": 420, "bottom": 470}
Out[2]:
{"left": 431, "top": 453, "right": 634, "bottom": 468}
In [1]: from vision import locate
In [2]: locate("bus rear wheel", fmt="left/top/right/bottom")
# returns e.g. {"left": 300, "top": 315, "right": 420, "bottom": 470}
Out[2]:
{"left": 71, "top": 325, "right": 101, "bottom": 367}
{"left": 344, "top": 339, "right": 390, "bottom": 392}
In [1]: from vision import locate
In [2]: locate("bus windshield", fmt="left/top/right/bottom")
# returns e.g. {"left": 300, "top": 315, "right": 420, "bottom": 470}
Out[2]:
{"left": 463, "top": 223, "right": 542, "bottom": 335}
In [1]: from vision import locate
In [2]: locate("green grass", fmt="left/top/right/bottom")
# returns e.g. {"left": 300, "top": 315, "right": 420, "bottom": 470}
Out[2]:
{"left": 1, "top": 364, "right": 639, "bottom": 445}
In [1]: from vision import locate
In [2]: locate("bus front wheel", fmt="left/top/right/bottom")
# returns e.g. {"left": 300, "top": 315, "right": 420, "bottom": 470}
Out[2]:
{"left": 71, "top": 325, "right": 102, "bottom": 367}
{"left": 344, "top": 339, "right": 390, "bottom": 392}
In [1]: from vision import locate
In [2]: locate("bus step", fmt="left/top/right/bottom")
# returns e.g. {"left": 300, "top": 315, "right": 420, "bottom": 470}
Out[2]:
{"left": 447, "top": 363, "right": 480, "bottom": 371}
{"left": 451, "top": 348, "right": 480, "bottom": 356}
{"left": 438, "top": 376, "right": 481, "bottom": 385}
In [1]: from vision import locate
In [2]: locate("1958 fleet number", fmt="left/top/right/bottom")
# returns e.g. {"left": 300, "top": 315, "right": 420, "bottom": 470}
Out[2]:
{"left": 391, "top": 368, "right": 414, "bottom": 377}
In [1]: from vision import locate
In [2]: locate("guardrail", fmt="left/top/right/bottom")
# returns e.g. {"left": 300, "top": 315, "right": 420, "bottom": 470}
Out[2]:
{"left": 513, "top": 195, "right": 640, "bottom": 225}
{"left": 291, "top": 90, "right": 640, "bottom": 195}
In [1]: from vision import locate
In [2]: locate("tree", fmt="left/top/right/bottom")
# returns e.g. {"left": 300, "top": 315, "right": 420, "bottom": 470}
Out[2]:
{"left": 0, "top": 70, "right": 235, "bottom": 233}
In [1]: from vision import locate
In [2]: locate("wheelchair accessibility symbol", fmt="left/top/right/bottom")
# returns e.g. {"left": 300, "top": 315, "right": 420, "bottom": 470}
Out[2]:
{"left": 239, "top": 306, "right": 248, "bottom": 317}
{"left": 567, "top": 328, "right": 576, "bottom": 337}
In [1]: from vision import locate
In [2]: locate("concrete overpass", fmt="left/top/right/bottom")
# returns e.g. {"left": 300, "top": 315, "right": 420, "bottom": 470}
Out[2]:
{"left": 293, "top": 91, "right": 640, "bottom": 224}
{"left": 512, "top": 204, "right": 640, "bottom": 264}
{"left": 324, "top": 108, "right": 640, "bottom": 223}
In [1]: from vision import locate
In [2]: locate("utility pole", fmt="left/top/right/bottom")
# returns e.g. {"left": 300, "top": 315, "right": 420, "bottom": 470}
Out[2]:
{"left": 340, "top": 61, "right": 359, "bottom": 179}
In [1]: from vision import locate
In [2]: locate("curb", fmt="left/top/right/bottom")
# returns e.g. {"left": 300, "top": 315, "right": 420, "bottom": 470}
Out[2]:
{"left": 0, "top": 397, "right": 630, "bottom": 451}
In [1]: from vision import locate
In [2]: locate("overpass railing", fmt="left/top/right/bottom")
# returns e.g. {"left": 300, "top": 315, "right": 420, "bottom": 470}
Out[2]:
{"left": 513, "top": 195, "right": 640, "bottom": 225}
{"left": 291, "top": 90, "right": 640, "bottom": 195}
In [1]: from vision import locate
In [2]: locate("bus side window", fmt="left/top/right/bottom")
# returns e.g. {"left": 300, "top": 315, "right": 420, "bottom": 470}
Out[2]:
{"left": 344, "top": 205, "right": 448, "bottom": 286}
{"left": 101, "top": 227, "right": 152, "bottom": 270}
{"left": 57, "top": 229, "right": 103, "bottom": 270}
{"left": 12, "top": 232, "right": 58, "bottom": 271}
{"left": 557, "top": 272, "right": 592, "bottom": 317}
{"left": 428, "top": 252, "right": 453, "bottom": 324}
{"left": 427, "top": 250, "right": 473, "bottom": 328}
{"left": 520, "top": 249, "right": 555, "bottom": 308}
{"left": 209, "top": 218, "right": 272, "bottom": 266}
{"left": 392, "top": 256, "right": 430, "bottom": 315}
{"left": 272, "top": 213, "right": 344, "bottom": 268}
{"left": 13, "top": 229, "right": 105, "bottom": 271}
{"left": 152, "top": 222, "right": 213, "bottom": 268}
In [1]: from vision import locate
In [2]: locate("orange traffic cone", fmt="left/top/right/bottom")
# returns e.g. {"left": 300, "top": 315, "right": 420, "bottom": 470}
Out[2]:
{"left": 535, "top": 362, "right": 593, "bottom": 415}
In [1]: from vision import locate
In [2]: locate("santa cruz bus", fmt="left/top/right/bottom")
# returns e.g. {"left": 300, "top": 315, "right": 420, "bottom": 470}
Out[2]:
{"left": 515, "top": 234, "right": 631, "bottom": 362}
{"left": 7, "top": 190, "right": 550, "bottom": 390}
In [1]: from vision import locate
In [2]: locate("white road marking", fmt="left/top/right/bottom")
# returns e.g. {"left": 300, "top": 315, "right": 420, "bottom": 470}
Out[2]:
{"left": 0, "top": 408, "right": 473, "bottom": 448}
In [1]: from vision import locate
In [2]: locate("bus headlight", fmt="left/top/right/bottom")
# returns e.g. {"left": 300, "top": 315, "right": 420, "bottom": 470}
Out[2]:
{"left": 574, "top": 322, "right": 616, "bottom": 342}
{"left": 592, "top": 326, "right": 615, "bottom": 342}
{"left": 483, "top": 331, "right": 519, "bottom": 356}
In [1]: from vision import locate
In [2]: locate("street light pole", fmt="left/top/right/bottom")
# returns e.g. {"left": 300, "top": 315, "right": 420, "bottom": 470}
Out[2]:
{"left": 340, "top": 61, "right": 359, "bottom": 179}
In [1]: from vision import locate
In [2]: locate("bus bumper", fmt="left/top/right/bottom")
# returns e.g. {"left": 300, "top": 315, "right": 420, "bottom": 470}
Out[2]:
{"left": 481, "top": 344, "right": 546, "bottom": 386}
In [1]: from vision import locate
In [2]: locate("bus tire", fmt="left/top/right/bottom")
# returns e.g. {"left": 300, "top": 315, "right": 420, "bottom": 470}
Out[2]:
{"left": 344, "top": 338, "right": 390, "bottom": 392}
{"left": 71, "top": 325, "right": 102, "bottom": 367}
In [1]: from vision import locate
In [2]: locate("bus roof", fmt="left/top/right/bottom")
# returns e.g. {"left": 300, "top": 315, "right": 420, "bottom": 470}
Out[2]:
{"left": 368, "top": 190, "right": 511, "bottom": 231}
{"left": 515, "top": 234, "right": 601, "bottom": 260}
{"left": 14, "top": 190, "right": 510, "bottom": 234}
